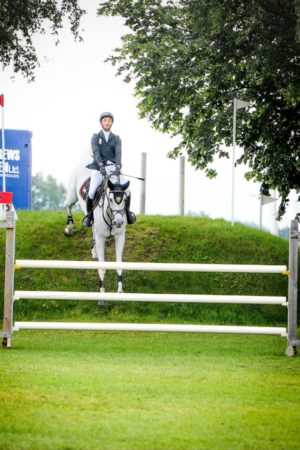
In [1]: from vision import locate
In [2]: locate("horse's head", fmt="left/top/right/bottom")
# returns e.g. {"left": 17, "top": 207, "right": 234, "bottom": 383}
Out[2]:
{"left": 107, "top": 178, "right": 130, "bottom": 228}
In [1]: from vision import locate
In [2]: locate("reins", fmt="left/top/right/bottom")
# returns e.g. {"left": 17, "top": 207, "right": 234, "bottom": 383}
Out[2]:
{"left": 98, "top": 174, "right": 127, "bottom": 234}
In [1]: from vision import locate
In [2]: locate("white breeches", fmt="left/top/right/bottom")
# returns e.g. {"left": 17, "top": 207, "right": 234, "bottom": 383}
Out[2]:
{"left": 88, "top": 163, "right": 128, "bottom": 199}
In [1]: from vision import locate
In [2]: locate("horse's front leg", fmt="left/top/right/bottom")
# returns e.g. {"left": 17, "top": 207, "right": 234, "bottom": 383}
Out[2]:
{"left": 115, "top": 232, "right": 126, "bottom": 293}
{"left": 90, "top": 227, "right": 97, "bottom": 259}
{"left": 64, "top": 205, "right": 74, "bottom": 236}
{"left": 95, "top": 236, "right": 107, "bottom": 306}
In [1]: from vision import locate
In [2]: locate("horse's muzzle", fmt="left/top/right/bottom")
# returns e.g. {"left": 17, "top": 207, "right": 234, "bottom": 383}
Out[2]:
{"left": 113, "top": 213, "right": 124, "bottom": 228}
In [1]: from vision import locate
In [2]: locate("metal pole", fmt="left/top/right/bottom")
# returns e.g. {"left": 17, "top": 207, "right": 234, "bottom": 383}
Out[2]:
{"left": 259, "top": 193, "right": 263, "bottom": 230}
{"left": 231, "top": 98, "right": 237, "bottom": 225}
{"left": 270, "top": 189, "right": 278, "bottom": 236}
{"left": 2, "top": 210, "right": 16, "bottom": 348}
{"left": 140, "top": 152, "right": 147, "bottom": 215}
{"left": 285, "top": 219, "right": 299, "bottom": 356}
{"left": 179, "top": 156, "right": 185, "bottom": 216}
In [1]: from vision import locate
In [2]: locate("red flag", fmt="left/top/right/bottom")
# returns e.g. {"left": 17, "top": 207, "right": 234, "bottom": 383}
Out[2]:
{"left": 0, "top": 192, "right": 13, "bottom": 204}
{"left": 0, "top": 94, "right": 4, "bottom": 107}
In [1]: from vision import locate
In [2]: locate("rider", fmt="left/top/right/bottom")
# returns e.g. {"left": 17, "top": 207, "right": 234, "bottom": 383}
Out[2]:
{"left": 82, "top": 111, "right": 136, "bottom": 227}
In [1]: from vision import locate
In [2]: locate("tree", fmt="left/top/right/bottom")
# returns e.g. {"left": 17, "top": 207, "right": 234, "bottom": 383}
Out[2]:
{"left": 0, "top": 0, "right": 85, "bottom": 80}
{"left": 98, "top": 0, "right": 300, "bottom": 218}
{"left": 31, "top": 172, "right": 66, "bottom": 210}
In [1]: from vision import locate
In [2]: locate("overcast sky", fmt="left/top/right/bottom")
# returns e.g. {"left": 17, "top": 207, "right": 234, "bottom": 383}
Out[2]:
{"left": 1, "top": 0, "right": 298, "bottom": 230}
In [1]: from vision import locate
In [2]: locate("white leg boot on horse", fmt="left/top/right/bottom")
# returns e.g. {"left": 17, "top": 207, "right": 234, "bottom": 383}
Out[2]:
{"left": 64, "top": 205, "right": 74, "bottom": 236}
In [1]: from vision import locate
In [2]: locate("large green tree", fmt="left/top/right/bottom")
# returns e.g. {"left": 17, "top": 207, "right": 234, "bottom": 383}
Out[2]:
{"left": 98, "top": 0, "right": 300, "bottom": 217}
{"left": 0, "top": 0, "right": 85, "bottom": 80}
{"left": 31, "top": 172, "right": 66, "bottom": 210}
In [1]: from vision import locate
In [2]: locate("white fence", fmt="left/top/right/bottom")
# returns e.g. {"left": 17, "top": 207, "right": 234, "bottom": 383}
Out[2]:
{"left": 1, "top": 211, "right": 299, "bottom": 356}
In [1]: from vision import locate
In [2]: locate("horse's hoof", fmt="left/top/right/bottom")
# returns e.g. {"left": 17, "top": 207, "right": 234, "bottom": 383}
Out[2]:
{"left": 97, "top": 300, "right": 108, "bottom": 307}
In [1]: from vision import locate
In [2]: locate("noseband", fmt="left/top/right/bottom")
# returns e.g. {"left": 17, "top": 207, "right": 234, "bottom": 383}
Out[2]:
{"left": 99, "top": 183, "right": 127, "bottom": 232}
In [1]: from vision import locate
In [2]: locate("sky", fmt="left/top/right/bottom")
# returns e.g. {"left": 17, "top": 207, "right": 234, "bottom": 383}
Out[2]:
{"left": 1, "top": 0, "right": 298, "bottom": 231}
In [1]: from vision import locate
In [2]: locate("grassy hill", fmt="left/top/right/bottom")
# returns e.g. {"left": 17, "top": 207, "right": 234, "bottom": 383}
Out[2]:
{"left": 0, "top": 211, "right": 296, "bottom": 325}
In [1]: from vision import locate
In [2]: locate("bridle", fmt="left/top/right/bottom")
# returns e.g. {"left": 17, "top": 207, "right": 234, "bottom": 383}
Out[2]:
{"left": 98, "top": 177, "right": 128, "bottom": 233}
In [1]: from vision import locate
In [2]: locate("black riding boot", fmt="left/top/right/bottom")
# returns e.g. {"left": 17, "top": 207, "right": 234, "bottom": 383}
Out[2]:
{"left": 125, "top": 195, "right": 136, "bottom": 225}
{"left": 82, "top": 196, "right": 94, "bottom": 227}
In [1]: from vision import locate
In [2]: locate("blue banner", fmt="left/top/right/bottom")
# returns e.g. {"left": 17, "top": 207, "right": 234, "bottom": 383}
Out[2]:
{"left": 0, "top": 129, "right": 32, "bottom": 209}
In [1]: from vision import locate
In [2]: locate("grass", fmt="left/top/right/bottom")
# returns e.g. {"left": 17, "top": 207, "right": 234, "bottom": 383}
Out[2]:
{"left": 1, "top": 211, "right": 299, "bottom": 449}
{"left": 1, "top": 330, "right": 300, "bottom": 450}
{"left": 0, "top": 211, "right": 295, "bottom": 325}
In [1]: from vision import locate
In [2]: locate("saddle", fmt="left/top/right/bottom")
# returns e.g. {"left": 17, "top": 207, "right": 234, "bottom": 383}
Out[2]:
{"left": 79, "top": 178, "right": 105, "bottom": 209}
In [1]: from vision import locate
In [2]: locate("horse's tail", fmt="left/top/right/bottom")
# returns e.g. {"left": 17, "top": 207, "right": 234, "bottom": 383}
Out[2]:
{"left": 65, "top": 161, "right": 90, "bottom": 207}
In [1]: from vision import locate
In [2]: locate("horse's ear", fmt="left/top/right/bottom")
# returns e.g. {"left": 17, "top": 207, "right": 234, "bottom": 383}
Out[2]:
{"left": 121, "top": 180, "right": 130, "bottom": 190}
{"left": 108, "top": 179, "right": 115, "bottom": 190}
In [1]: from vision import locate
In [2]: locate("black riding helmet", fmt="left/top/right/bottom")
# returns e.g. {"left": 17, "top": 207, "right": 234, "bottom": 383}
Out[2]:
{"left": 100, "top": 112, "right": 114, "bottom": 123}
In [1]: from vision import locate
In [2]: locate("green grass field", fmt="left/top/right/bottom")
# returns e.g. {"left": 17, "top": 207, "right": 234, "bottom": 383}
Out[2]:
{"left": 1, "top": 331, "right": 300, "bottom": 450}
{"left": 1, "top": 212, "right": 299, "bottom": 449}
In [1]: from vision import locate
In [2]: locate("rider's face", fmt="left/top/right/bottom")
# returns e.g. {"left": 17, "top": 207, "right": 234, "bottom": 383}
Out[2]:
{"left": 101, "top": 117, "right": 113, "bottom": 131}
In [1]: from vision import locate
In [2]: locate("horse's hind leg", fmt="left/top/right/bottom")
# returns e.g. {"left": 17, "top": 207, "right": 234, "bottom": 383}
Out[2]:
{"left": 64, "top": 170, "right": 79, "bottom": 236}
{"left": 64, "top": 205, "right": 74, "bottom": 236}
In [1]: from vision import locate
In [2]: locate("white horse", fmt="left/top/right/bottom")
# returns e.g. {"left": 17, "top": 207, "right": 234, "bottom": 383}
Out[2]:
{"left": 64, "top": 157, "right": 130, "bottom": 294}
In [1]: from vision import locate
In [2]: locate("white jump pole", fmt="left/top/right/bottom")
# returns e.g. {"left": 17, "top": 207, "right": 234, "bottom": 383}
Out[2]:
{"left": 15, "top": 259, "right": 287, "bottom": 274}
{"left": 13, "top": 290, "right": 287, "bottom": 305}
{"left": 13, "top": 321, "right": 287, "bottom": 336}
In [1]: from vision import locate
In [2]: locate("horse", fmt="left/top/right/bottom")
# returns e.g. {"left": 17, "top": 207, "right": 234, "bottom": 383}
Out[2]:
{"left": 64, "top": 157, "right": 130, "bottom": 294}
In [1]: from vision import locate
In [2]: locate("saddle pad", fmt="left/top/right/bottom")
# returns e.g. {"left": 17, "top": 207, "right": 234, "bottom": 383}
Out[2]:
{"left": 79, "top": 178, "right": 90, "bottom": 200}
{"left": 79, "top": 178, "right": 105, "bottom": 208}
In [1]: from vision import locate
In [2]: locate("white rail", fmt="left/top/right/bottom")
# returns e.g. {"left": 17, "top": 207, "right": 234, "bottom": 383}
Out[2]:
{"left": 13, "top": 321, "right": 287, "bottom": 336}
{"left": 15, "top": 259, "right": 288, "bottom": 274}
{"left": 13, "top": 290, "right": 287, "bottom": 306}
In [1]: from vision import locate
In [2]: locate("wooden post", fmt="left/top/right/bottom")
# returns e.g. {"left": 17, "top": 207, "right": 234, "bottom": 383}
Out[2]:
{"left": 140, "top": 152, "right": 147, "bottom": 215}
{"left": 2, "top": 210, "right": 16, "bottom": 348}
{"left": 179, "top": 156, "right": 185, "bottom": 216}
{"left": 285, "top": 219, "right": 299, "bottom": 356}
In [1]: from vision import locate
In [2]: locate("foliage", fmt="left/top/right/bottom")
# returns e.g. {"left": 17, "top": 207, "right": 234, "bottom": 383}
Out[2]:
{"left": 0, "top": 0, "right": 85, "bottom": 80}
{"left": 98, "top": 0, "right": 300, "bottom": 218}
{"left": 31, "top": 172, "right": 66, "bottom": 210}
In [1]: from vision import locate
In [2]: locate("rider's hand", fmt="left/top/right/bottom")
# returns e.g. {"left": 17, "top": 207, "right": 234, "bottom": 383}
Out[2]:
{"left": 114, "top": 164, "right": 121, "bottom": 175}
{"left": 99, "top": 163, "right": 106, "bottom": 176}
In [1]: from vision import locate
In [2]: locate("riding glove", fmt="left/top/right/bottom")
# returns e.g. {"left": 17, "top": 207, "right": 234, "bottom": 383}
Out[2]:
{"left": 99, "top": 164, "right": 106, "bottom": 176}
